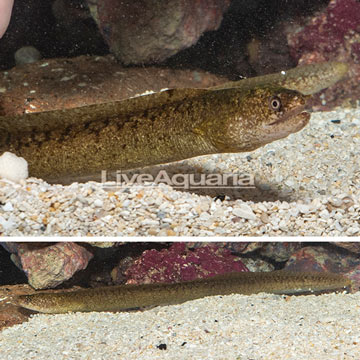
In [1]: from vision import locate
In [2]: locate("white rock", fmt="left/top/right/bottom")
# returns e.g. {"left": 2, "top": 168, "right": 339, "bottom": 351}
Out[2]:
{"left": 162, "top": 218, "right": 173, "bottom": 223}
{"left": 232, "top": 205, "right": 257, "bottom": 221}
{"left": 319, "top": 209, "right": 330, "bottom": 220}
{"left": 297, "top": 204, "right": 310, "bottom": 214}
{"left": 329, "top": 197, "right": 343, "bottom": 207}
{"left": 279, "top": 202, "right": 290, "bottom": 210}
{"left": 199, "top": 212, "right": 211, "bottom": 221}
{"left": 0, "top": 152, "right": 28, "bottom": 183}
{"left": 256, "top": 203, "right": 268, "bottom": 212}
{"left": 213, "top": 208, "right": 225, "bottom": 218}
{"left": 279, "top": 220, "right": 288, "bottom": 230}
{"left": 122, "top": 199, "right": 131, "bottom": 207}
{"left": 334, "top": 221, "right": 344, "bottom": 232}
{"left": 94, "top": 199, "right": 104, "bottom": 207}
{"left": 0, "top": 215, "right": 16, "bottom": 231}
{"left": 346, "top": 226, "right": 360, "bottom": 235}
{"left": 198, "top": 201, "right": 210, "bottom": 212}
{"left": 2, "top": 202, "right": 13, "bottom": 212}
{"left": 289, "top": 208, "right": 299, "bottom": 217}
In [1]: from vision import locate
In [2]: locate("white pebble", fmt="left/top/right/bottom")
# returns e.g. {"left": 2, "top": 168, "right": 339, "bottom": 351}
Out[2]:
{"left": 0, "top": 215, "right": 16, "bottom": 231}
{"left": 93, "top": 199, "right": 103, "bottom": 207}
{"left": 297, "top": 204, "right": 310, "bottom": 214}
{"left": 232, "top": 205, "right": 257, "bottom": 220}
{"left": 346, "top": 226, "right": 359, "bottom": 235}
{"left": 199, "top": 212, "right": 211, "bottom": 221}
{"left": 2, "top": 202, "right": 13, "bottom": 211}
{"left": 0, "top": 152, "right": 28, "bottom": 183}
{"left": 289, "top": 208, "right": 299, "bottom": 217}
{"left": 319, "top": 209, "right": 330, "bottom": 220}
{"left": 334, "top": 221, "right": 343, "bottom": 232}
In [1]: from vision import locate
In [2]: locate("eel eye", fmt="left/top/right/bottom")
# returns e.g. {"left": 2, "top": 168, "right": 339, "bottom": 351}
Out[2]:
{"left": 269, "top": 96, "right": 282, "bottom": 111}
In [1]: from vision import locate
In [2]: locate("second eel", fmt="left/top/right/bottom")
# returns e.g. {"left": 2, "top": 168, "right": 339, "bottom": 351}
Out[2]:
{"left": 13, "top": 271, "right": 351, "bottom": 314}
{"left": 0, "top": 62, "right": 348, "bottom": 183}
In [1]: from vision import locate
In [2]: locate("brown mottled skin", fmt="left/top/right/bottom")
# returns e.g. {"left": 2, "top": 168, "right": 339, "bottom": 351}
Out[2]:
{"left": 0, "top": 62, "right": 348, "bottom": 183}
{"left": 211, "top": 61, "right": 348, "bottom": 95}
{"left": 12, "top": 271, "right": 351, "bottom": 314}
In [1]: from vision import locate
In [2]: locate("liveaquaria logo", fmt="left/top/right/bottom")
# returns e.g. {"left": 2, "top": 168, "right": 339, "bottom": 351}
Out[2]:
{"left": 101, "top": 170, "right": 255, "bottom": 189}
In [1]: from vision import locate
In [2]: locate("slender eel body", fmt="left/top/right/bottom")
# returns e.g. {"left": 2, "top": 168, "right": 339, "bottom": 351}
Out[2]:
{"left": 13, "top": 271, "right": 351, "bottom": 314}
{"left": 0, "top": 62, "right": 348, "bottom": 183}
{"left": 211, "top": 61, "right": 348, "bottom": 95}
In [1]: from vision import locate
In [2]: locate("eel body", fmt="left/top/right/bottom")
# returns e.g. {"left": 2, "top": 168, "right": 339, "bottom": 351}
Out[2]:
{"left": 13, "top": 271, "right": 351, "bottom": 314}
{"left": 211, "top": 61, "right": 348, "bottom": 95}
{"left": 0, "top": 62, "right": 348, "bottom": 183}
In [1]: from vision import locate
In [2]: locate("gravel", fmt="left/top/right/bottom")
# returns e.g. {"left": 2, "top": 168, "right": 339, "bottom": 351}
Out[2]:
{"left": 0, "top": 107, "right": 359, "bottom": 236}
{"left": 1, "top": 291, "right": 359, "bottom": 359}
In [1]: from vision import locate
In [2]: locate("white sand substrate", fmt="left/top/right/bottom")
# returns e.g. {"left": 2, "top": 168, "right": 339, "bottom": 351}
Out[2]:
{"left": 1, "top": 291, "right": 359, "bottom": 359}
{"left": 0, "top": 107, "right": 359, "bottom": 236}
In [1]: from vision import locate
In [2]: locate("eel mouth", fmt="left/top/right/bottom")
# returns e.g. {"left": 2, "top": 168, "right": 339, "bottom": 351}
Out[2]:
{"left": 268, "top": 104, "right": 309, "bottom": 126}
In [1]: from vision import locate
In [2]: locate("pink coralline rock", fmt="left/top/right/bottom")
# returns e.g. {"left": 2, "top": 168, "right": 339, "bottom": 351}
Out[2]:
{"left": 124, "top": 242, "right": 248, "bottom": 285}
{"left": 87, "top": 0, "right": 231, "bottom": 64}
{"left": 288, "top": 0, "right": 360, "bottom": 62}
{"left": 287, "top": 0, "right": 360, "bottom": 109}
{"left": 284, "top": 246, "right": 360, "bottom": 274}
{"left": 12, "top": 242, "right": 93, "bottom": 289}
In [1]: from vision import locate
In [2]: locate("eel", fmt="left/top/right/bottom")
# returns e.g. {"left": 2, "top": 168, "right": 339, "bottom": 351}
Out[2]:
{"left": 12, "top": 271, "right": 351, "bottom": 314}
{"left": 0, "top": 61, "right": 348, "bottom": 183}
{"left": 210, "top": 61, "right": 348, "bottom": 95}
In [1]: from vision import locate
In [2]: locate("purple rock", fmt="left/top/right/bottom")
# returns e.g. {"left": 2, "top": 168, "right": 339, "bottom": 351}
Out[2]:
{"left": 287, "top": 0, "right": 360, "bottom": 110}
{"left": 288, "top": 0, "right": 360, "bottom": 60}
{"left": 125, "top": 242, "right": 248, "bottom": 284}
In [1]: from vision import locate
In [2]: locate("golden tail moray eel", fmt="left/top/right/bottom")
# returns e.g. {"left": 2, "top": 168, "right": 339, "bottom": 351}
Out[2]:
{"left": 0, "top": 61, "right": 348, "bottom": 184}
{"left": 12, "top": 271, "right": 351, "bottom": 314}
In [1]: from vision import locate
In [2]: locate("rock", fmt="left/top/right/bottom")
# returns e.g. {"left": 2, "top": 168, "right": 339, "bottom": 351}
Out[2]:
{"left": 259, "top": 242, "right": 303, "bottom": 262}
{"left": 14, "top": 46, "right": 42, "bottom": 65}
{"left": 287, "top": 0, "right": 360, "bottom": 110}
{"left": 260, "top": 213, "right": 270, "bottom": 223}
{"left": 319, "top": 209, "right": 330, "bottom": 219}
{"left": 0, "top": 152, "right": 28, "bottom": 183}
{"left": 284, "top": 245, "right": 360, "bottom": 273}
{"left": 297, "top": 204, "right": 310, "bottom": 214}
{"left": 11, "top": 242, "right": 93, "bottom": 289}
{"left": 0, "top": 0, "right": 52, "bottom": 70}
{"left": 334, "top": 242, "right": 360, "bottom": 254}
{"left": 87, "top": 0, "right": 231, "bottom": 64}
{"left": 2, "top": 202, "right": 13, "bottom": 212}
{"left": 224, "top": 242, "right": 263, "bottom": 254}
{"left": 288, "top": 0, "right": 360, "bottom": 61}
{"left": 93, "top": 199, "right": 103, "bottom": 207}
{"left": 345, "top": 264, "right": 360, "bottom": 292}
{"left": 232, "top": 204, "right": 257, "bottom": 220}
{"left": 0, "top": 215, "right": 16, "bottom": 232}
{"left": 346, "top": 226, "right": 360, "bottom": 235}
{"left": 123, "top": 242, "right": 248, "bottom": 284}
